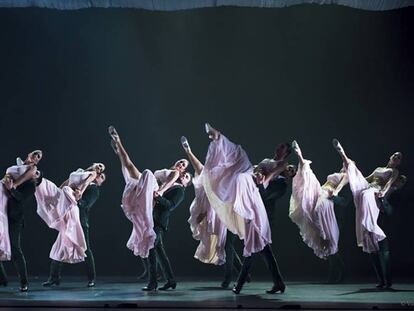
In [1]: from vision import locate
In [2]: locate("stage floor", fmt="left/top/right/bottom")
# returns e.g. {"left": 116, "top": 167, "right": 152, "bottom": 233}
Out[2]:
{"left": 0, "top": 278, "right": 413, "bottom": 310}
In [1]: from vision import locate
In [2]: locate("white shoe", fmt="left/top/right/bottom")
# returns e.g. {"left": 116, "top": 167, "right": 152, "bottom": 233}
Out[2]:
{"left": 332, "top": 138, "right": 344, "bottom": 153}
{"left": 181, "top": 136, "right": 191, "bottom": 152}
{"left": 108, "top": 125, "right": 120, "bottom": 142}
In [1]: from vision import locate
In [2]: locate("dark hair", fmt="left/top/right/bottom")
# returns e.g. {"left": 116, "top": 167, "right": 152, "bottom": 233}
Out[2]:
{"left": 35, "top": 170, "right": 43, "bottom": 186}
{"left": 177, "top": 172, "right": 193, "bottom": 187}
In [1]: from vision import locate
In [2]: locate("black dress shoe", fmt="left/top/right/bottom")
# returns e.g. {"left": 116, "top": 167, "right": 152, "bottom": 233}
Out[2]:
{"left": 142, "top": 282, "right": 157, "bottom": 291}
{"left": 376, "top": 282, "right": 385, "bottom": 289}
{"left": 232, "top": 283, "right": 243, "bottom": 294}
{"left": 42, "top": 279, "right": 60, "bottom": 287}
{"left": 266, "top": 283, "right": 286, "bottom": 294}
{"left": 87, "top": 280, "right": 95, "bottom": 287}
{"left": 385, "top": 282, "right": 393, "bottom": 289}
{"left": 159, "top": 281, "right": 176, "bottom": 290}
{"left": 20, "top": 284, "right": 28, "bottom": 292}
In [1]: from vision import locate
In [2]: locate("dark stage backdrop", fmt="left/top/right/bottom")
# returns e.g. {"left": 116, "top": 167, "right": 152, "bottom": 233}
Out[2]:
{"left": 0, "top": 5, "right": 413, "bottom": 280}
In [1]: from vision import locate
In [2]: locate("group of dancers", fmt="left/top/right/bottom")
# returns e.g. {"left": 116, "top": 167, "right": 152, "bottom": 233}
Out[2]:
{"left": 0, "top": 123, "right": 405, "bottom": 294}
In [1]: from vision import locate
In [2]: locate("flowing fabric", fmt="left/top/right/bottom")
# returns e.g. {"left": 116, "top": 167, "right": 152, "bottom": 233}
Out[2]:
{"left": 346, "top": 160, "right": 386, "bottom": 253}
{"left": 35, "top": 178, "right": 87, "bottom": 263}
{"left": 188, "top": 173, "right": 227, "bottom": 265}
{"left": 201, "top": 134, "right": 271, "bottom": 257}
{"left": 290, "top": 160, "right": 339, "bottom": 258}
{"left": 0, "top": 184, "right": 11, "bottom": 261}
{"left": 121, "top": 168, "right": 158, "bottom": 258}
{"left": 0, "top": 164, "right": 32, "bottom": 261}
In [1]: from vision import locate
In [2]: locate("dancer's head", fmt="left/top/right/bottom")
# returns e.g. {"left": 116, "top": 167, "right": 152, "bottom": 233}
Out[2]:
{"left": 388, "top": 152, "right": 402, "bottom": 168}
{"left": 95, "top": 173, "right": 106, "bottom": 186}
{"left": 253, "top": 167, "right": 266, "bottom": 184}
{"left": 178, "top": 171, "right": 192, "bottom": 187}
{"left": 281, "top": 164, "right": 297, "bottom": 178}
{"left": 25, "top": 150, "right": 42, "bottom": 165}
{"left": 173, "top": 159, "right": 189, "bottom": 173}
{"left": 34, "top": 170, "right": 43, "bottom": 186}
{"left": 87, "top": 163, "right": 106, "bottom": 174}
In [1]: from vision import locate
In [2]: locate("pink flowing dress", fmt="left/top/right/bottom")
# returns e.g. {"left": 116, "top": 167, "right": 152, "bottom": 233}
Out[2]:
{"left": 200, "top": 134, "right": 271, "bottom": 257}
{"left": 120, "top": 168, "right": 159, "bottom": 258}
{"left": 289, "top": 160, "right": 341, "bottom": 258}
{"left": 188, "top": 172, "right": 227, "bottom": 265}
{"left": 346, "top": 160, "right": 386, "bottom": 253}
{"left": 0, "top": 164, "right": 31, "bottom": 261}
{"left": 35, "top": 169, "right": 89, "bottom": 263}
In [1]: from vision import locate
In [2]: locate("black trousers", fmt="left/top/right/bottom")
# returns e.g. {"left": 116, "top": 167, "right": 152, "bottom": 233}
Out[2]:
{"left": 370, "top": 238, "right": 391, "bottom": 286}
{"left": 49, "top": 225, "right": 96, "bottom": 281}
{"left": 0, "top": 221, "right": 28, "bottom": 285}
{"left": 223, "top": 231, "right": 242, "bottom": 282}
{"left": 148, "top": 227, "right": 174, "bottom": 284}
{"left": 236, "top": 244, "right": 284, "bottom": 286}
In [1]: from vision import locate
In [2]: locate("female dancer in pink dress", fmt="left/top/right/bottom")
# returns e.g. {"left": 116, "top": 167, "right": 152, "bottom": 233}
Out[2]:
{"left": 35, "top": 163, "right": 104, "bottom": 264}
{"left": 333, "top": 139, "right": 402, "bottom": 288}
{"left": 108, "top": 126, "right": 188, "bottom": 258}
{"left": 0, "top": 150, "right": 42, "bottom": 291}
{"left": 199, "top": 123, "right": 272, "bottom": 258}
{"left": 181, "top": 136, "right": 245, "bottom": 288}
{"left": 290, "top": 140, "right": 348, "bottom": 260}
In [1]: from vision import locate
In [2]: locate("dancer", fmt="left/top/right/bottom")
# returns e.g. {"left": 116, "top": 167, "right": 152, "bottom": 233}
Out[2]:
{"left": 233, "top": 162, "right": 295, "bottom": 294}
{"left": 35, "top": 164, "right": 104, "bottom": 265}
{"left": 333, "top": 139, "right": 403, "bottom": 288}
{"left": 289, "top": 141, "right": 348, "bottom": 282}
{"left": 199, "top": 123, "right": 285, "bottom": 294}
{"left": 42, "top": 172, "right": 106, "bottom": 287}
{"left": 181, "top": 136, "right": 242, "bottom": 289}
{"left": 108, "top": 126, "right": 191, "bottom": 291}
{"left": 0, "top": 150, "right": 43, "bottom": 291}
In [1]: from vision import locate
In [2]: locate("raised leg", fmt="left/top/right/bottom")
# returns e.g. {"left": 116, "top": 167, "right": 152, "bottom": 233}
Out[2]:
{"left": 108, "top": 126, "right": 141, "bottom": 179}
{"left": 181, "top": 136, "right": 204, "bottom": 175}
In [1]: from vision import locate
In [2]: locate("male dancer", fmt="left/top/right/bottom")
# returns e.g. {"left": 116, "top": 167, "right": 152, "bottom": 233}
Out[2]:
{"left": 232, "top": 163, "right": 297, "bottom": 294}
{"left": 142, "top": 172, "right": 192, "bottom": 291}
{"left": 43, "top": 172, "right": 106, "bottom": 287}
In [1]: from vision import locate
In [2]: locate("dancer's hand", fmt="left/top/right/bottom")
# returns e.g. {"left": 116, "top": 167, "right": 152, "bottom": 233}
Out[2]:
{"left": 153, "top": 190, "right": 163, "bottom": 198}
{"left": 377, "top": 190, "right": 385, "bottom": 198}
{"left": 181, "top": 136, "right": 191, "bottom": 152}
{"left": 73, "top": 189, "right": 82, "bottom": 201}
{"left": 3, "top": 176, "right": 13, "bottom": 190}
{"left": 327, "top": 189, "right": 334, "bottom": 198}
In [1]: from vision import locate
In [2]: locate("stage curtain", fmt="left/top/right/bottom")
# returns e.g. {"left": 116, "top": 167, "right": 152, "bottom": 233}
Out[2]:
{"left": 0, "top": 0, "right": 413, "bottom": 11}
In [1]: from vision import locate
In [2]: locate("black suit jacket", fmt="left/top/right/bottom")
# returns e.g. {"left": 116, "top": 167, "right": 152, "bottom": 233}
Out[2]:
{"left": 78, "top": 184, "right": 100, "bottom": 228}
{"left": 7, "top": 179, "right": 37, "bottom": 224}
{"left": 152, "top": 185, "right": 185, "bottom": 231}
{"left": 257, "top": 177, "right": 288, "bottom": 226}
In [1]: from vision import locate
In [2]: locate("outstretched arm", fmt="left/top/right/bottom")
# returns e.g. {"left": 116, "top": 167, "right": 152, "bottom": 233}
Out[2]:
{"left": 181, "top": 136, "right": 204, "bottom": 175}
{"left": 263, "top": 161, "right": 287, "bottom": 185}
{"left": 379, "top": 169, "right": 399, "bottom": 198}
{"left": 157, "top": 170, "right": 180, "bottom": 195}
{"left": 12, "top": 165, "right": 37, "bottom": 188}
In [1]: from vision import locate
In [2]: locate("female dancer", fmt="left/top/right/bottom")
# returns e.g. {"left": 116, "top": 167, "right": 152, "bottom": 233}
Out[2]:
{"left": 0, "top": 150, "right": 42, "bottom": 291}
{"left": 289, "top": 141, "right": 347, "bottom": 281}
{"left": 181, "top": 136, "right": 242, "bottom": 288}
{"left": 35, "top": 163, "right": 104, "bottom": 264}
{"left": 108, "top": 126, "right": 188, "bottom": 258}
{"left": 333, "top": 139, "right": 402, "bottom": 288}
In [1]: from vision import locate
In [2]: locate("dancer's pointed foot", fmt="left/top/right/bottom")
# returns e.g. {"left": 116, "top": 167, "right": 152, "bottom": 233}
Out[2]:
{"left": 205, "top": 123, "right": 220, "bottom": 140}
{"left": 181, "top": 136, "right": 191, "bottom": 152}
{"left": 108, "top": 125, "right": 120, "bottom": 142}
{"left": 291, "top": 140, "right": 302, "bottom": 157}
{"left": 332, "top": 138, "right": 344, "bottom": 154}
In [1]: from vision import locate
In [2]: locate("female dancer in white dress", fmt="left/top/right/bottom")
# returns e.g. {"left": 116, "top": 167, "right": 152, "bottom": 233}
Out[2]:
{"left": 35, "top": 163, "right": 104, "bottom": 264}
{"left": 0, "top": 150, "right": 42, "bottom": 291}
{"left": 290, "top": 140, "right": 348, "bottom": 260}
{"left": 198, "top": 123, "right": 272, "bottom": 258}
{"left": 108, "top": 126, "right": 188, "bottom": 258}
{"left": 333, "top": 138, "right": 402, "bottom": 288}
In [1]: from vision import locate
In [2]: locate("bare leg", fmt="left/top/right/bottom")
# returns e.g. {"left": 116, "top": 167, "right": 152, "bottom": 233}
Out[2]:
{"left": 108, "top": 126, "right": 141, "bottom": 179}
{"left": 332, "top": 139, "right": 350, "bottom": 168}
{"left": 181, "top": 136, "right": 204, "bottom": 175}
{"left": 291, "top": 140, "right": 305, "bottom": 165}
